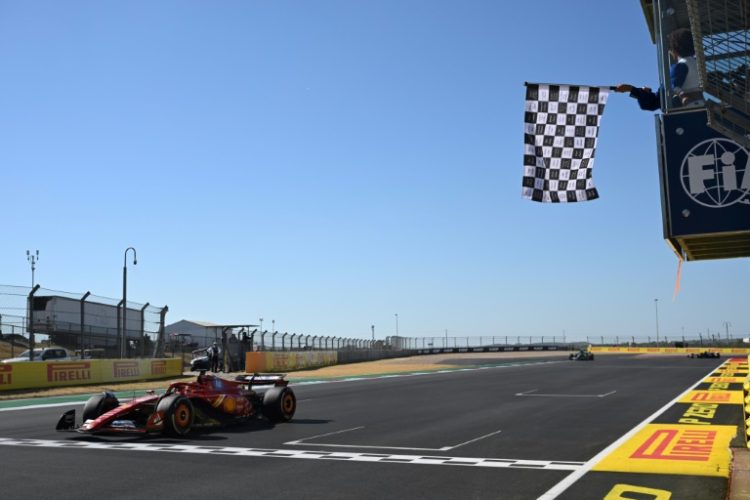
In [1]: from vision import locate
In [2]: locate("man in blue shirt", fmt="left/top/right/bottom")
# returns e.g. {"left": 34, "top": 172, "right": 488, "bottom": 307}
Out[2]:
{"left": 615, "top": 28, "right": 703, "bottom": 111}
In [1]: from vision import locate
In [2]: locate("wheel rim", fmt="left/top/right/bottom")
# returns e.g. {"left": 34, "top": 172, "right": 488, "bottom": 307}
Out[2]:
{"left": 281, "top": 393, "right": 295, "bottom": 415}
{"left": 174, "top": 403, "right": 192, "bottom": 429}
{"left": 223, "top": 396, "right": 236, "bottom": 413}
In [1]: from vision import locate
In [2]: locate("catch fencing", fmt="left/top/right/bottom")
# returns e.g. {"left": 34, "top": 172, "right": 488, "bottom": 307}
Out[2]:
{"left": 0, "top": 284, "right": 167, "bottom": 359}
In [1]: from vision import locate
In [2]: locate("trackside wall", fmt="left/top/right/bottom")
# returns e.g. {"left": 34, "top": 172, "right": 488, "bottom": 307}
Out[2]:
{"left": 0, "top": 358, "right": 182, "bottom": 391}
{"left": 744, "top": 355, "right": 750, "bottom": 448}
{"left": 336, "top": 350, "right": 413, "bottom": 364}
{"left": 246, "top": 351, "right": 338, "bottom": 372}
{"left": 591, "top": 347, "right": 750, "bottom": 355}
{"left": 245, "top": 349, "right": 419, "bottom": 372}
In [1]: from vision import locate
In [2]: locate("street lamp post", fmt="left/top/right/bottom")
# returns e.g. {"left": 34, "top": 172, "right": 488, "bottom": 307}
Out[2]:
{"left": 26, "top": 250, "right": 40, "bottom": 287}
{"left": 724, "top": 321, "right": 731, "bottom": 344}
{"left": 371, "top": 324, "right": 375, "bottom": 341}
{"left": 272, "top": 319, "right": 275, "bottom": 335}
{"left": 122, "top": 247, "right": 137, "bottom": 359}
{"left": 260, "top": 318, "right": 264, "bottom": 337}
{"left": 654, "top": 298, "right": 660, "bottom": 347}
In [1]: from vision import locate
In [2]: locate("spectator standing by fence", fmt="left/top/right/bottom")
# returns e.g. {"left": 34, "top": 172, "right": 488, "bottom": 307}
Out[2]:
{"left": 207, "top": 342, "right": 220, "bottom": 372}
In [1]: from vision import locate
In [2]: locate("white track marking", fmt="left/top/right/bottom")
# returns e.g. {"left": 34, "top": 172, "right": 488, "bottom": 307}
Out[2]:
{"left": 290, "top": 360, "right": 563, "bottom": 386}
{"left": 443, "top": 429, "right": 504, "bottom": 450}
{"left": 536, "top": 362, "right": 725, "bottom": 500}
{"left": 286, "top": 441, "right": 456, "bottom": 452}
{"left": 0, "top": 402, "right": 84, "bottom": 412}
{"left": 516, "top": 389, "right": 616, "bottom": 398}
{"left": 0, "top": 437, "right": 584, "bottom": 471}
{"left": 285, "top": 427, "right": 503, "bottom": 452}
{"left": 286, "top": 426, "right": 364, "bottom": 442}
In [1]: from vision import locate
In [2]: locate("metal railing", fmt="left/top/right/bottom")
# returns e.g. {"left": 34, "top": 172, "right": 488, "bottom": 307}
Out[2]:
{"left": 0, "top": 284, "right": 167, "bottom": 359}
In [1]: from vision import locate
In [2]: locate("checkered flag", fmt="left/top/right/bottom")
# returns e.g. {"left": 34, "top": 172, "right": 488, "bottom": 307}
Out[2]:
{"left": 522, "top": 83, "right": 610, "bottom": 203}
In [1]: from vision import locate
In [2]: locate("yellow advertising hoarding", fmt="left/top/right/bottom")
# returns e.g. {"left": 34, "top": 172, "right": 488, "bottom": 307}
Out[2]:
{"left": 246, "top": 351, "right": 338, "bottom": 372}
{"left": 591, "top": 347, "right": 750, "bottom": 355}
{"left": 0, "top": 358, "right": 182, "bottom": 392}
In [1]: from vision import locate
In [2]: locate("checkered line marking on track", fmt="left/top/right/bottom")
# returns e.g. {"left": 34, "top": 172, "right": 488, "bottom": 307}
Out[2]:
{"left": 0, "top": 438, "right": 584, "bottom": 470}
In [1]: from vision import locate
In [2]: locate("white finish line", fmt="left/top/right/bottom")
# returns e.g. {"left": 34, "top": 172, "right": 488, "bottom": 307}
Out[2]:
{"left": 516, "top": 389, "right": 616, "bottom": 398}
{"left": 0, "top": 437, "right": 584, "bottom": 471}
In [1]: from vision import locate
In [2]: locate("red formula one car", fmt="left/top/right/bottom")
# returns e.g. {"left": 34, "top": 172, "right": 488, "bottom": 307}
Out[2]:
{"left": 56, "top": 372, "right": 296, "bottom": 436}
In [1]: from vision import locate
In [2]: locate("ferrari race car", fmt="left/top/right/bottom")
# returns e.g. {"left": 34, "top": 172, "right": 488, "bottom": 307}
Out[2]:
{"left": 688, "top": 351, "right": 721, "bottom": 359}
{"left": 56, "top": 372, "right": 296, "bottom": 436}
{"left": 569, "top": 350, "right": 594, "bottom": 361}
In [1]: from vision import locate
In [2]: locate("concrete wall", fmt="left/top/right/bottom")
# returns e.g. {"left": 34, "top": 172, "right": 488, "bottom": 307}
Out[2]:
{"left": 245, "top": 349, "right": 418, "bottom": 372}
{"left": 336, "top": 349, "right": 411, "bottom": 364}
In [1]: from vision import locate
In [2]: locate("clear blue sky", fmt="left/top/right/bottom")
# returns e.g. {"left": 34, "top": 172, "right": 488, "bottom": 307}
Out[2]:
{"left": 1, "top": 1, "right": 747, "bottom": 341}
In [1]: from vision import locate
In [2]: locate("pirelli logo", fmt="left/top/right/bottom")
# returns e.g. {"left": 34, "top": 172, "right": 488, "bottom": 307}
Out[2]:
{"left": 714, "top": 369, "right": 747, "bottom": 375}
{"left": 113, "top": 361, "right": 140, "bottom": 378}
{"left": 47, "top": 363, "right": 91, "bottom": 383}
{"left": 151, "top": 360, "right": 167, "bottom": 375}
{"left": 0, "top": 365, "right": 12, "bottom": 385}
{"left": 630, "top": 429, "right": 716, "bottom": 462}
{"left": 595, "top": 423, "right": 735, "bottom": 477}
{"left": 705, "top": 377, "right": 742, "bottom": 383}
{"left": 680, "top": 390, "right": 742, "bottom": 405}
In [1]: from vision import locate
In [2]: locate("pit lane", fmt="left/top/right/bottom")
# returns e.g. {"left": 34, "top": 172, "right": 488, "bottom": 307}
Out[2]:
{"left": 0, "top": 355, "right": 731, "bottom": 499}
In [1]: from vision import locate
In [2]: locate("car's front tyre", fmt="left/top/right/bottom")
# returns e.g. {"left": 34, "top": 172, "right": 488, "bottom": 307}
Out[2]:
{"left": 82, "top": 392, "right": 119, "bottom": 422}
{"left": 157, "top": 394, "right": 194, "bottom": 436}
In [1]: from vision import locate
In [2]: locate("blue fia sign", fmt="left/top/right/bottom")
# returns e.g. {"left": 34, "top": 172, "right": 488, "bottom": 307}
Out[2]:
{"left": 658, "top": 110, "right": 750, "bottom": 238}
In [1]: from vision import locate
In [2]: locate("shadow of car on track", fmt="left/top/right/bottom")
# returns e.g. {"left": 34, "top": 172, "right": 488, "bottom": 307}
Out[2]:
{"left": 65, "top": 418, "right": 333, "bottom": 443}
{"left": 285, "top": 419, "right": 332, "bottom": 425}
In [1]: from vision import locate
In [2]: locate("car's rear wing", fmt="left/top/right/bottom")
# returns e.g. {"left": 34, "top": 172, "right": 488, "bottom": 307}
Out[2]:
{"left": 234, "top": 373, "right": 289, "bottom": 387}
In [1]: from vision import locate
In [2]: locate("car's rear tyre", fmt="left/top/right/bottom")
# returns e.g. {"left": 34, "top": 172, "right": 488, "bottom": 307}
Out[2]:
{"left": 157, "top": 394, "right": 194, "bottom": 436}
{"left": 82, "top": 391, "right": 119, "bottom": 422}
{"left": 262, "top": 387, "right": 296, "bottom": 422}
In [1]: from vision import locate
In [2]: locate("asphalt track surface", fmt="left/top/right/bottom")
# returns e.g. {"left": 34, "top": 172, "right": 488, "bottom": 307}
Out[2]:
{"left": 0, "top": 355, "right": 732, "bottom": 499}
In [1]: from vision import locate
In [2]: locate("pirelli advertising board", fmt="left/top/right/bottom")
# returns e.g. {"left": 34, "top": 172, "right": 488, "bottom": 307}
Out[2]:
{"left": 0, "top": 358, "right": 182, "bottom": 392}
{"left": 246, "top": 351, "right": 338, "bottom": 372}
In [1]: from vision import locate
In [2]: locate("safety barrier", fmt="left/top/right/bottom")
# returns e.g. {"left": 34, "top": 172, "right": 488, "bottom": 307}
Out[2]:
{"left": 0, "top": 358, "right": 182, "bottom": 391}
{"left": 591, "top": 347, "right": 750, "bottom": 355}
{"left": 245, "top": 351, "right": 338, "bottom": 372}
{"left": 745, "top": 354, "right": 750, "bottom": 448}
{"left": 415, "top": 345, "right": 563, "bottom": 355}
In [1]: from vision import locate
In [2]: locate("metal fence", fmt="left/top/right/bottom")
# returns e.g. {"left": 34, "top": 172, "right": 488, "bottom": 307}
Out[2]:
{"left": 0, "top": 284, "right": 167, "bottom": 359}
{"left": 346, "top": 334, "right": 746, "bottom": 350}
{"left": 248, "top": 331, "right": 380, "bottom": 351}
{"left": 2, "top": 281, "right": 744, "bottom": 361}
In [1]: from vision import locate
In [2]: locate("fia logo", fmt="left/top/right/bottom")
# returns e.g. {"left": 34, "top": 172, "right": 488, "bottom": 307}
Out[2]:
{"left": 680, "top": 138, "right": 750, "bottom": 207}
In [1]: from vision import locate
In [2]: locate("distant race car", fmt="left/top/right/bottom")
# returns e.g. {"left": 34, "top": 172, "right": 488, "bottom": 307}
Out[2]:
{"left": 688, "top": 351, "right": 721, "bottom": 359}
{"left": 569, "top": 350, "right": 594, "bottom": 361}
{"left": 56, "top": 372, "right": 296, "bottom": 436}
